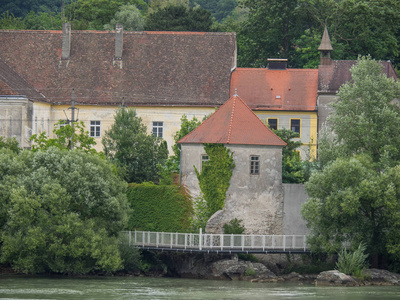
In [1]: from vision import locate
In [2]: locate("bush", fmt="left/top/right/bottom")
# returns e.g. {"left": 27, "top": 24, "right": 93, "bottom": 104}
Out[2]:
{"left": 223, "top": 218, "right": 245, "bottom": 234}
{"left": 127, "top": 183, "right": 193, "bottom": 232}
{"left": 336, "top": 243, "right": 368, "bottom": 276}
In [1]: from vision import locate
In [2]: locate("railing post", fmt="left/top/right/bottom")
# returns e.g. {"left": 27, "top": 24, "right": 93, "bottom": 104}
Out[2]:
{"left": 170, "top": 233, "right": 173, "bottom": 249}
{"left": 241, "top": 235, "right": 244, "bottom": 251}
{"left": 292, "top": 235, "right": 295, "bottom": 249}
{"left": 283, "top": 235, "right": 286, "bottom": 251}
{"left": 210, "top": 233, "right": 213, "bottom": 249}
{"left": 185, "top": 233, "right": 187, "bottom": 249}
{"left": 221, "top": 233, "right": 223, "bottom": 251}
{"left": 199, "top": 228, "right": 202, "bottom": 251}
{"left": 272, "top": 236, "right": 275, "bottom": 249}
{"left": 128, "top": 231, "right": 131, "bottom": 247}
{"left": 304, "top": 235, "right": 306, "bottom": 251}
{"left": 262, "top": 235, "right": 265, "bottom": 251}
{"left": 156, "top": 232, "right": 159, "bottom": 248}
{"left": 231, "top": 234, "right": 234, "bottom": 248}
{"left": 251, "top": 235, "right": 254, "bottom": 249}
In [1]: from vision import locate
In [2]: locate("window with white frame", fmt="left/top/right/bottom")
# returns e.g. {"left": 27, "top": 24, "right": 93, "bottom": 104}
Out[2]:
{"left": 250, "top": 155, "right": 260, "bottom": 175}
{"left": 152, "top": 121, "right": 163, "bottom": 138}
{"left": 90, "top": 120, "right": 101, "bottom": 137}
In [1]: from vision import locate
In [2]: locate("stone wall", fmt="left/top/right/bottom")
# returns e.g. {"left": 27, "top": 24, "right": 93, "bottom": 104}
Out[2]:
{"left": 282, "top": 184, "right": 309, "bottom": 235}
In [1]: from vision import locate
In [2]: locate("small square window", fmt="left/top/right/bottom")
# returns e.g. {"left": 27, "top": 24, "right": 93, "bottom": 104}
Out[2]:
{"left": 90, "top": 120, "right": 101, "bottom": 137}
{"left": 250, "top": 156, "right": 260, "bottom": 175}
{"left": 290, "top": 119, "right": 301, "bottom": 135}
{"left": 152, "top": 121, "right": 163, "bottom": 138}
{"left": 268, "top": 118, "right": 278, "bottom": 130}
{"left": 201, "top": 154, "right": 209, "bottom": 167}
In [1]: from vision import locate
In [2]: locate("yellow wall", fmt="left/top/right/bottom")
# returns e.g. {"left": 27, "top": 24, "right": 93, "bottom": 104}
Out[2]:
{"left": 31, "top": 103, "right": 317, "bottom": 159}
{"left": 32, "top": 103, "right": 214, "bottom": 154}
{"left": 255, "top": 111, "right": 318, "bottom": 160}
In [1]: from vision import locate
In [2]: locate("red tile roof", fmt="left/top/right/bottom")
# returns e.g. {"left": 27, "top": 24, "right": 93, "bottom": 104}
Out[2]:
{"left": 230, "top": 68, "right": 318, "bottom": 111}
{"left": 178, "top": 95, "right": 286, "bottom": 146}
{"left": 0, "top": 30, "right": 236, "bottom": 106}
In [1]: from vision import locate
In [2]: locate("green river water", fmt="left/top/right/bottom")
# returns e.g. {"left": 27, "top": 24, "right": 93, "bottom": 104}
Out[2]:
{"left": 1, "top": 276, "right": 400, "bottom": 299}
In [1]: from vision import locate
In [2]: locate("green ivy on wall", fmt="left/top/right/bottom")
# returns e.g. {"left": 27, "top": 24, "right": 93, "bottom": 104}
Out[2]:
{"left": 127, "top": 182, "right": 193, "bottom": 232}
{"left": 194, "top": 143, "right": 235, "bottom": 228}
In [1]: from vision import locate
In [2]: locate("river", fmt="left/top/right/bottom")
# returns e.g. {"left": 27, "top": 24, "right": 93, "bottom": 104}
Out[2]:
{"left": 1, "top": 276, "right": 400, "bottom": 299}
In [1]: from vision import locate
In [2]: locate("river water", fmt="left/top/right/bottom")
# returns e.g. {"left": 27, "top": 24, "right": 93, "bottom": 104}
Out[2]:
{"left": 1, "top": 276, "right": 400, "bottom": 300}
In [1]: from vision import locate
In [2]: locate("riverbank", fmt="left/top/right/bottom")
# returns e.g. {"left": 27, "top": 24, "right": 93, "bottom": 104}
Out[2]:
{"left": 2, "top": 255, "right": 400, "bottom": 287}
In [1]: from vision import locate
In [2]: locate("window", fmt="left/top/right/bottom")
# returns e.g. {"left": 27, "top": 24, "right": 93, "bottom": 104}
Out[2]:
{"left": 290, "top": 119, "right": 301, "bottom": 135}
{"left": 152, "top": 121, "right": 163, "bottom": 138}
{"left": 267, "top": 118, "right": 278, "bottom": 130}
{"left": 201, "top": 154, "right": 209, "bottom": 167}
{"left": 90, "top": 120, "right": 101, "bottom": 137}
{"left": 250, "top": 156, "right": 260, "bottom": 175}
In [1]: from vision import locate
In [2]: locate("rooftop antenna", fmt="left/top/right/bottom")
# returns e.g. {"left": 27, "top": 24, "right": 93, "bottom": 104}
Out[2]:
{"left": 234, "top": 88, "right": 238, "bottom": 96}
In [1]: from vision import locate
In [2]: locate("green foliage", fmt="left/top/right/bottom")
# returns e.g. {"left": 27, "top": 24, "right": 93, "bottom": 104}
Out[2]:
{"left": 329, "top": 55, "right": 400, "bottom": 166}
{"left": 0, "top": 12, "right": 25, "bottom": 29}
{"left": 66, "top": 0, "right": 147, "bottom": 30}
{"left": 126, "top": 182, "right": 193, "bottom": 232}
{"left": 102, "top": 108, "right": 168, "bottom": 183}
{"left": 303, "top": 57, "right": 400, "bottom": 268}
{"left": 190, "top": 0, "right": 237, "bottom": 22}
{"left": 336, "top": 243, "right": 368, "bottom": 277}
{"left": 23, "top": 11, "right": 63, "bottom": 30}
{"left": 104, "top": 4, "right": 145, "bottom": 31}
{"left": 244, "top": 266, "right": 255, "bottom": 276}
{"left": 0, "top": 147, "right": 129, "bottom": 274}
{"left": 194, "top": 144, "right": 235, "bottom": 229}
{"left": 223, "top": 218, "right": 245, "bottom": 234}
{"left": 0, "top": 137, "right": 20, "bottom": 154}
{"left": 118, "top": 234, "right": 143, "bottom": 272}
{"left": 30, "top": 120, "right": 97, "bottom": 154}
{"left": 145, "top": 4, "right": 213, "bottom": 31}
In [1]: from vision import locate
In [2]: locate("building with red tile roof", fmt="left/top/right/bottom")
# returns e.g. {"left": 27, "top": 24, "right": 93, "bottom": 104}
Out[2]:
{"left": 179, "top": 94, "right": 286, "bottom": 235}
{"left": 229, "top": 61, "right": 318, "bottom": 159}
{"left": 178, "top": 94, "right": 286, "bottom": 146}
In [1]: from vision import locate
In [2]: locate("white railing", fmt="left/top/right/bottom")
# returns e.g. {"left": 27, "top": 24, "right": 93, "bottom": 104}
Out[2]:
{"left": 121, "top": 230, "right": 308, "bottom": 252}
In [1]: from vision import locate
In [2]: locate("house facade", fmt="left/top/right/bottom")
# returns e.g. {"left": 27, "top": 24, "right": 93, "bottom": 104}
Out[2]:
{"left": 179, "top": 94, "right": 287, "bottom": 235}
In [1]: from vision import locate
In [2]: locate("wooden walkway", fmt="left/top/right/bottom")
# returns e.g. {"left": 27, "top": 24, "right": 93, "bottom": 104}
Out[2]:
{"left": 122, "top": 230, "right": 310, "bottom": 254}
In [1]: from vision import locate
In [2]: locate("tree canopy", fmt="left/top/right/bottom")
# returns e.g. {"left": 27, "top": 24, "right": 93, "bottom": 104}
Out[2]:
{"left": 102, "top": 107, "right": 168, "bottom": 183}
{"left": 145, "top": 4, "right": 213, "bottom": 31}
{"left": 0, "top": 147, "right": 129, "bottom": 274}
{"left": 302, "top": 56, "right": 400, "bottom": 268}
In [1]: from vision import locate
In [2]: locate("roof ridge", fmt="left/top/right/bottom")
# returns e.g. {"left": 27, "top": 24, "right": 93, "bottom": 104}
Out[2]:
{"left": 227, "top": 96, "right": 237, "bottom": 143}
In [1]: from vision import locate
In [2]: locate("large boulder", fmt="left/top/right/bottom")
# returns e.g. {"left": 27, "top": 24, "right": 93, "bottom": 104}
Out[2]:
{"left": 315, "top": 270, "right": 358, "bottom": 286}
{"left": 211, "top": 259, "right": 278, "bottom": 281}
{"left": 363, "top": 269, "right": 400, "bottom": 285}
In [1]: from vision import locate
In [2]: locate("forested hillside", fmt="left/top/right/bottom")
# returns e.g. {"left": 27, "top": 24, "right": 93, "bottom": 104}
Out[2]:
{"left": 1, "top": 0, "right": 400, "bottom": 70}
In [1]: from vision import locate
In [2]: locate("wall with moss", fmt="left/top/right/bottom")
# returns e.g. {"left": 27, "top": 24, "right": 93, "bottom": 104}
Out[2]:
{"left": 127, "top": 183, "right": 193, "bottom": 232}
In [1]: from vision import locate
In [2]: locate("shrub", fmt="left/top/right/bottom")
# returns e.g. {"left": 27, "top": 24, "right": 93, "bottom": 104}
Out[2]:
{"left": 336, "top": 243, "right": 368, "bottom": 276}
{"left": 223, "top": 218, "right": 245, "bottom": 234}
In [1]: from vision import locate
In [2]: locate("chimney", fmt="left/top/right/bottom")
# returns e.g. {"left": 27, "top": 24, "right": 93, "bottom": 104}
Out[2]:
{"left": 267, "top": 58, "right": 288, "bottom": 70}
{"left": 115, "top": 24, "right": 124, "bottom": 60}
{"left": 62, "top": 23, "right": 71, "bottom": 60}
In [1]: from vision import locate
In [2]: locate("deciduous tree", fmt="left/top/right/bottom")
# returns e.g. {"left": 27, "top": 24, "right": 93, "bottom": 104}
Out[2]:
{"left": 102, "top": 108, "right": 168, "bottom": 183}
{"left": 0, "top": 147, "right": 129, "bottom": 274}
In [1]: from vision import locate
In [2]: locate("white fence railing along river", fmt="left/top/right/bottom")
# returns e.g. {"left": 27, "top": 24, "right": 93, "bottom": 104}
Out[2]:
{"left": 121, "top": 230, "right": 309, "bottom": 253}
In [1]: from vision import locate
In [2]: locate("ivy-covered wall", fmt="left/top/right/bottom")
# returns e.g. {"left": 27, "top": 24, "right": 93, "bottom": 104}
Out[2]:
{"left": 126, "top": 183, "right": 193, "bottom": 232}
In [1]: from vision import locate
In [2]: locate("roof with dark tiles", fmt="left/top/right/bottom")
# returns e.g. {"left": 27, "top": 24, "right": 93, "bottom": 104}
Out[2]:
{"left": 178, "top": 94, "right": 286, "bottom": 146}
{"left": 0, "top": 29, "right": 236, "bottom": 106}
{"left": 230, "top": 68, "right": 318, "bottom": 111}
{"left": 318, "top": 60, "right": 397, "bottom": 94}
{"left": 0, "top": 58, "right": 45, "bottom": 100}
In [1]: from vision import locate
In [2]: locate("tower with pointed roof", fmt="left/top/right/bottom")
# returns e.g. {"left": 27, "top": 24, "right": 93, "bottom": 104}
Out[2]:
{"left": 179, "top": 95, "right": 286, "bottom": 235}
{"left": 318, "top": 25, "right": 333, "bottom": 66}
